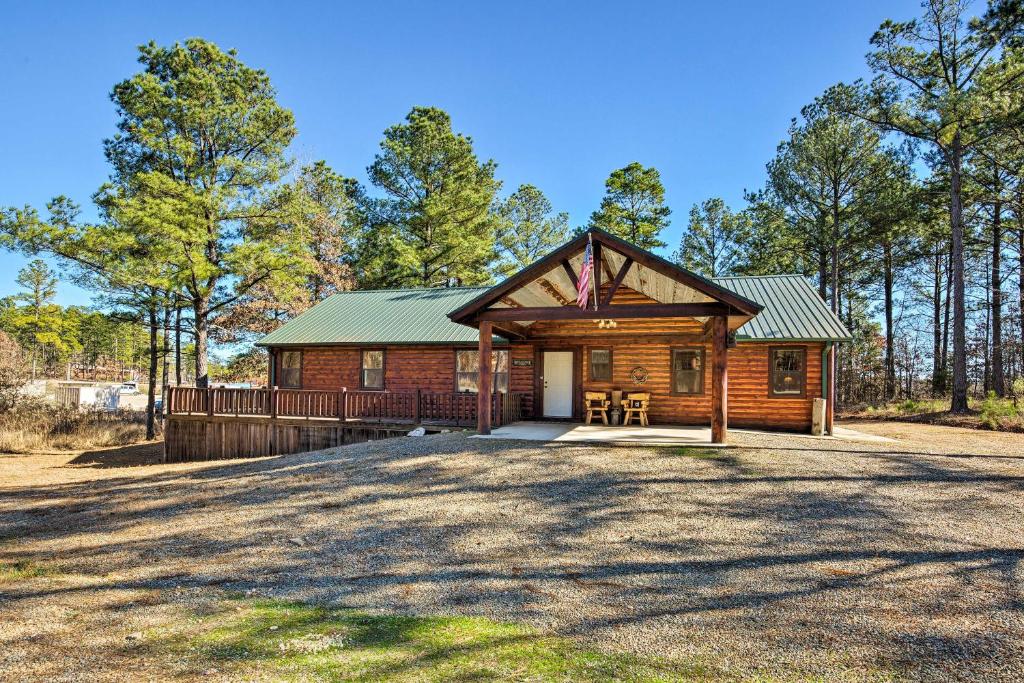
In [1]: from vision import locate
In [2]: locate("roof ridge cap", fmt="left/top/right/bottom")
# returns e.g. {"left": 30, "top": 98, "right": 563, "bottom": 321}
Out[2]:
{"left": 713, "top": 274, "right": 805, "bottom": 280}
{"left": 328, "top": 286, "right": 492, "bottom": 294}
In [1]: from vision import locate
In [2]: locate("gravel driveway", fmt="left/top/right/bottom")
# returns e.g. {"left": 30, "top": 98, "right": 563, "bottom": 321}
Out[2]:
{"left": 1, "top": 422, "right": 1022, "bottom": 681}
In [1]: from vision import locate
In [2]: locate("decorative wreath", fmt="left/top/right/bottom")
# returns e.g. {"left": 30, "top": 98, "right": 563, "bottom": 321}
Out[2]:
{"left": 630, "top": 366, "right": 649, "bottom": 385}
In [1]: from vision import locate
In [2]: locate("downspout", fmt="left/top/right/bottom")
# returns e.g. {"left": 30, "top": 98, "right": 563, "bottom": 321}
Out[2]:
{"left": 821, "top": 342, "right": 832, "bottom": 400}
{"left": 822, "top": 341, "right": 833, "bottom": 435}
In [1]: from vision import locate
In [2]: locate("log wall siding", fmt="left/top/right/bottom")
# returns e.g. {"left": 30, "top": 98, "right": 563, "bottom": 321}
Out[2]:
{"left": 510, "top": 345, "right": 537, "bottom": 415}
{"left": 269, "top": 339, "right": 821, "bottom": 431}
{"left": 569, "top": 340, "right": 822, "bottom": 430}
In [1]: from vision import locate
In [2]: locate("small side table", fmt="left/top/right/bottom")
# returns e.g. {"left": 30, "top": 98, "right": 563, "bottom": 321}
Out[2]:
{"left": 610, "top": 390, "right": 623, "bottom": 425}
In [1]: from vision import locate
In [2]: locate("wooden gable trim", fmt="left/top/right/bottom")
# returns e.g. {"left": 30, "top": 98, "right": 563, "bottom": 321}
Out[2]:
{"left": 560, "top": 259, "right": 579, "bottom": 289}
{"left": 590, "top": 230, "right": 761, "bottom": 315}
{"left": 448, "top": 232, "right": 589, "bottom": 323}
{"left": 447, "top": 228, "right": 762, "bottom": 325}
{"left": 477, "top": 302, "right": 732, "bottom": 321}
{"left": 602, "top": 257, "right": 633, "bottom": 306}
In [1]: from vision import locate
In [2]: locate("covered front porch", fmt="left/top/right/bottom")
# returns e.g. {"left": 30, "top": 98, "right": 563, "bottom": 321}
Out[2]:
{"left": 448, "top": 228, "right": 765, "bottom": 444}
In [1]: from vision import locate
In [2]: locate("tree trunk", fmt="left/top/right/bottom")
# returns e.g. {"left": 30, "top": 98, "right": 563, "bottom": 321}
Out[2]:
{"left": 174, "top": 304, "right": 182, "bottom": 386}
{"left": 829, "top": 192, "right": 843, "bottom": 406}
{"left": 146, "top": 301, "right": 158, "bottom": 441}
{"left": 1019, "top": 224, "right": 1024, "bottom": 385}
{"left": 843, "top": 281, "right": 854, "bottom": 406}
{"left": 818, "top": 246, "right": 828, "bottom": 301}
{"left": 193, "top": 297, "right": 210, "bottom": 388}
{"left": 883, "top": 239, "right": 895, "bottom": 402}
{"left": 161, "top": 306, "right": 170, "bottom": 382}
{"left": 931, "top": 251, "right": 943, "bottom": 396}
{"left": 161, "top": 304, "right": 171, "bottom": 415}
{"left": 941, "top": 247, "right": 952, "bottom": 393}
{"left": 992, "top": 196, "right": 1005, "bottom": 396}
{"left": 836, "top": 282, "right": 844, "bottom": 404}
{"left": 829, "top": 237, "right": 839, "bottom": 314}
{"left": 949, "top": 138, "right": 969, "bottom": 413}
{"left": 983, "top": 256, "right": 991, "bottom": 395}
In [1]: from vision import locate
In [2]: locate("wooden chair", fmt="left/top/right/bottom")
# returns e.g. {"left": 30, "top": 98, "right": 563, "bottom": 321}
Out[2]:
{"left": 621, "top": 392, "right": 650, "bottom": 426}
{"left": 583, "top": 391, "right": 610, "bottom": 425}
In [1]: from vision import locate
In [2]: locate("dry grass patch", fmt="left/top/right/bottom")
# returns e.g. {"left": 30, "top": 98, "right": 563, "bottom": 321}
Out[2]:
{"left": 0, "top": 559, "right": 52, "bottom": 583}
{"left": 0, "top": 403, "right": 148, "bottom": 453}
{"left": 843, "top": 395, "right": 1024, "bottom": 432}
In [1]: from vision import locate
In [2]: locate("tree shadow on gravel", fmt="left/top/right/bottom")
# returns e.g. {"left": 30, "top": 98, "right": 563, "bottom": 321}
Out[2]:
{"left": 3, "top": 433, "right": 1024, "bottom": 680}
{"left": 66, "top": 441, "right": 166, "bottom": 468}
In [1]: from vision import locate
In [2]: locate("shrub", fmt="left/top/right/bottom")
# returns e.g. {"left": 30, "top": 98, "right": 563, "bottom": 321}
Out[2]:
{"left": 0, "top": 402, "right": 148, "bottom": 453}
{"left": 897, "top": 399, "right": 922, "bottom": 414}
{"left": 979, "top": 391, "right": 1018, "bottom": 430}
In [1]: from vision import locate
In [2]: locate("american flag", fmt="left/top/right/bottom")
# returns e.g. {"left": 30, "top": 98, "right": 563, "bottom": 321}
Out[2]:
{"left": 576, "top": 238, "right": 593, "bottom": 309}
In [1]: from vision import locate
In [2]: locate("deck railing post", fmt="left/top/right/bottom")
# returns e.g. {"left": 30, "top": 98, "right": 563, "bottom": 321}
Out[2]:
{"left": 207, "top": 387, "right": 215, "bottom": 417}
{"left": 338, "top": 388, "right": 347, "bottom": 422}
{"left": 270, "top": 386, "right": 279, "bottom": 419}
{"left": 414, "top": 389, "right": 421, "bottom": 423}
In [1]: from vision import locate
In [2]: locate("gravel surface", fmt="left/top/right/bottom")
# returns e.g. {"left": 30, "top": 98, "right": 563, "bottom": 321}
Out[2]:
{"left": 1, "top": 421, "right": 1022, "bottom": 681}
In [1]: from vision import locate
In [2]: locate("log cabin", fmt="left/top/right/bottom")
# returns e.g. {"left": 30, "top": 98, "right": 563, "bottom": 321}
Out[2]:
{"left": 257, "top": 228, "right": 850, "bottom": 443}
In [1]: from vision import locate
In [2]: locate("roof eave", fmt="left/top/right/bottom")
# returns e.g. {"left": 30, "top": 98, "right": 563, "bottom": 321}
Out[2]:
{"left": 258, "top": 338, "right": 512, "bottom": 348}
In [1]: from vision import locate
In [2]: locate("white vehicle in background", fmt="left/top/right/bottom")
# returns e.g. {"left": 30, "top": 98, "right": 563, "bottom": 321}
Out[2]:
{"left": 119, "top": 381, "right": 140, "bottom": 395}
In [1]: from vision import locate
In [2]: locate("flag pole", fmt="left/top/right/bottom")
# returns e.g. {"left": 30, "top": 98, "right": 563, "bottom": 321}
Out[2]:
{"left": 590, "top": 233, "right": 598, "bottom": 312}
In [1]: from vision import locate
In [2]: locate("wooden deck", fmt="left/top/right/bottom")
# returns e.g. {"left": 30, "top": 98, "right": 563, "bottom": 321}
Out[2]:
{"left": 164, "top": 386, "right": 528, "bottom": 462}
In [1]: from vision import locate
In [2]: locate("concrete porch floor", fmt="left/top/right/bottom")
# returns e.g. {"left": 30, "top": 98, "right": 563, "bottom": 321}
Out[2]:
{"left": 470, "top": 421, "right": 895, "bottom": 447}
{"left": 472, "top": 421, "right": 724, "bottom": 446}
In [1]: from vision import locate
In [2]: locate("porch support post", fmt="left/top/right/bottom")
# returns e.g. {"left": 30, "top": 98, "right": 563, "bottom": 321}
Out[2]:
{"left": 477, "top": 321, "right": 493, "bottom": 435}
{"left": 826, "top": 342, "right": 836, "bottom": 435}
{"left": 711, "top": 315, "right": 728, "bottom": 444}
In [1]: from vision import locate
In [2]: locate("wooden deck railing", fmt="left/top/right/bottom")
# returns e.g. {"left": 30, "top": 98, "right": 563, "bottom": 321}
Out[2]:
{"left": 167, "top": 386, "right": 529, "bottom": 428}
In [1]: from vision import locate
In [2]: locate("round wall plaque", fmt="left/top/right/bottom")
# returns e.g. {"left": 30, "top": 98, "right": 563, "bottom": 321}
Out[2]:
{"left": 630, "top": 366, "right": 649, "bottom": 384}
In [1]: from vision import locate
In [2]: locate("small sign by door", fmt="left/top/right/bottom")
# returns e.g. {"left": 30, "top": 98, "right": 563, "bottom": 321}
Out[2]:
{"left": 512, "top": 359, "right": 533, "bottom": 367}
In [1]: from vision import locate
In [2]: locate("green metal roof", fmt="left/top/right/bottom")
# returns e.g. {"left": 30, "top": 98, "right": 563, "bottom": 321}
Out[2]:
{"left": 258, "top": 275, "right": 851, "bottom": 347}
{"left": 257, "top": 287, "right": 496, "bottom": 346}
{"left": 713, "top": 275, "right": 851, "bottom": 341}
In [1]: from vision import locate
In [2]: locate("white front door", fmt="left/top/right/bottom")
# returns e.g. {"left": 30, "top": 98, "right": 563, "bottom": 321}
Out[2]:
{"left": 542, "top": 351, "right": 574, "bottom": 417}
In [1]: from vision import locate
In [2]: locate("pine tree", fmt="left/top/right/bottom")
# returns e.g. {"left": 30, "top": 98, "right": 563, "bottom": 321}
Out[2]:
{"left": 367, "top": 106, "right": 499, "bottom": 287}
{"left": 101, "top": 39, "right": 307, "bottom": 387}
{"left": 587, "top": 163, "right": 670, "bottom": 249}
{"left": 493, "top": 185, "right": 570, "bottom": 279}
{"left": 673, "top": 198, "right": 749, "bottom": 277}
{"left": 856, "top": 0, "right": 1024, "bottom": 412}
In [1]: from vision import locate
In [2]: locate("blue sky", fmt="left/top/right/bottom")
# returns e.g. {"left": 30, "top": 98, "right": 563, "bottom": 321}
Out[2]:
{"left": 1, "top": 0, "right": 922, "bottom": 306}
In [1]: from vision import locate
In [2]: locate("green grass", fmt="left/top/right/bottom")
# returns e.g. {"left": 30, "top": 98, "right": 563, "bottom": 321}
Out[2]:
{"left": 152, "top": 597, "right": 722, "bottom": 682}
{"left": 673, "top": 447, "right": 728, "bottom": 460}
{"left": 0, "top": 560, "right": 51, "bottom": 583}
